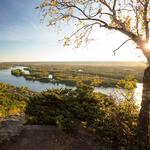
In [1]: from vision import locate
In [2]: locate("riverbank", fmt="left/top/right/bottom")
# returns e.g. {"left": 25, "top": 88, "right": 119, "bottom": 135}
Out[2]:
{"left": 0, "top": 65, "right": 143, "bottom": 104}
{"left": 0, "top": 62, "right": 145, "bottom": 88}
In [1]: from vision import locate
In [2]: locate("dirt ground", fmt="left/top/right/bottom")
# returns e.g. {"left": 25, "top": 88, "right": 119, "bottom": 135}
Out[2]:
{"left": 0, "top": 125, "right": 112, "bottom": 150}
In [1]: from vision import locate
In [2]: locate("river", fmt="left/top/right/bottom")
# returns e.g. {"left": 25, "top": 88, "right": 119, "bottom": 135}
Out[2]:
{"left": 0, "top": 66, "right": 142, "bottom": 105}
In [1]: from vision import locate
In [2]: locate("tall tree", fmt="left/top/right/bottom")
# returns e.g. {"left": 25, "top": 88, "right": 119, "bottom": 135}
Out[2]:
{"left": 38, "top": 0, "right": 150, "bottom": 148}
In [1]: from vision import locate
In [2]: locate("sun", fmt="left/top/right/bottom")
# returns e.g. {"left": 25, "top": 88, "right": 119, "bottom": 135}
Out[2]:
{"left": 145, "top": 41, "right": 150, "bottom": 49}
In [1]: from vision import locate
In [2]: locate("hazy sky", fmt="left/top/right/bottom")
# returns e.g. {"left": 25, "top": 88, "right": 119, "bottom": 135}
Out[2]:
{"left": 0, "top": 0, "right": 146, "bottom": 62}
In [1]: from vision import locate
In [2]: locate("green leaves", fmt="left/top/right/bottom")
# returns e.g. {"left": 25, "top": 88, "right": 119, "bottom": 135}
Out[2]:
{"left": 0, "top": 83, "right": 29, "bottom": 117}
{"left": 11, "top": 69, "right": 24, "bottom": 77}
{"left": 116, "top": 75, "right": 137, "bottom": 101}
{"left": 25, "top": 83, "right": 139, "bottom": 147}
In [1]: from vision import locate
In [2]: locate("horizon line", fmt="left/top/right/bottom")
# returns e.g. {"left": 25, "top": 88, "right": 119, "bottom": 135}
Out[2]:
{"left": 0, "top": 60, "right": 147, "bottom": 63}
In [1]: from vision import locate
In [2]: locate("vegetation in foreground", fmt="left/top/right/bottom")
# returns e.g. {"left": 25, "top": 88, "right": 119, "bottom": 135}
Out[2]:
{"left": 0, "top": 83, "right": 34, "bottom": 117}
{"left": 25, "top": 77, "right": 139, "bottom": 148}
{"left": 0, "top": 76, "right": 142, "bottom": 148}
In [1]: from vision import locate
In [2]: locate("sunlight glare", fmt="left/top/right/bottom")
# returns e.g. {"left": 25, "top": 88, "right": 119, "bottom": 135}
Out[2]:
{"left": 145, "top": 41, "right": 150, "bottom": 49}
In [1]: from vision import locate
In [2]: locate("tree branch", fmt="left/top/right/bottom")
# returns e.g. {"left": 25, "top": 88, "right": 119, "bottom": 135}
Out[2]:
{"left": 113, "top": 39, "right": 132, "bottom": 55}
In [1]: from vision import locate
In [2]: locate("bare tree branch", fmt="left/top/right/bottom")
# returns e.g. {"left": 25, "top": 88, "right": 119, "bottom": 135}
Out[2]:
{"left": 38, "top": 0, "right": 150, "bottom": 62}
{"left": 113, "top": 39, "right": 132, "bottom": 55}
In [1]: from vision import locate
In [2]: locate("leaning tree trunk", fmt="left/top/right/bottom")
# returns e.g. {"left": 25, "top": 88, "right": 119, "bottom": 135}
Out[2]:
{"left": 137, "top": 66, "right": 150, "bottom": 149}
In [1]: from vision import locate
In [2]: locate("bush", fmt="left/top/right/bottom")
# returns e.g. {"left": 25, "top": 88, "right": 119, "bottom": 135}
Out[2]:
{"left": 11, "top": 69, "right": 24, "bottom": 76}
{"left": 25, "top": 81, "right": 139, "bottom": 148}
{"left": 0, "top": 83, "right": 32, "bottom": 117}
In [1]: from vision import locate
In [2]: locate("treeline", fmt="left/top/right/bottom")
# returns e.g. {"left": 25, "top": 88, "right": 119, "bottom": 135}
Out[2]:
{"left": 0, "top": 63, "right": 12, "bottom": 70}
{"left": 11, "top": 69, "right": 24, "bottom": 76}
{"left": 10, "top": 63, "right": 144, "bottom": 87}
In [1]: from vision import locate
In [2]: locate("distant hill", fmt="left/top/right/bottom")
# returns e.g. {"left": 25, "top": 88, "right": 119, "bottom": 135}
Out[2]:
{"left": 0, "top": 61, "right": 147, "bottom": 67}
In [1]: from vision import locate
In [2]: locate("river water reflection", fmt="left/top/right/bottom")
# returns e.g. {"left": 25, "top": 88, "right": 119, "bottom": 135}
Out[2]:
{"left": 0, "top": 66, "right": 142, "bottom": 105}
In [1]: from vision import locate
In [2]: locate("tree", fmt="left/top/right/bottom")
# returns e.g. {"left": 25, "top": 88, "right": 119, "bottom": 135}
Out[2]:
{"left": 37, "top": 0, "right": 150, "bottom": 148}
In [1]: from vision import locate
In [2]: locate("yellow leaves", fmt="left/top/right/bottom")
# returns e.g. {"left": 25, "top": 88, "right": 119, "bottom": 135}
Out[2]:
{"left": 109, "top": 15, "right": 132, "bottom": 31}
{"left": 51, "top": 0, "right": 57, "bottom": 6}
{"left": 81, "top": 121, "right": 87, "bottom": 128}
{"left": 63, "top": 37, "right": 70, "bottom": 46}
{"left": 91, "top": 78, "right": 103, "bottom": 87}
{"left": 9, "top": 108, "right": 21, "bottom": 115}
{"left": 116, "top": 75, "right": 137, "bottom": 91}
{"left": 76, "top": 78, "right": 83, "bottom": 86}
{"left": 116, "top": 75, "right": 137, "bottom": 101}
{"left": 109, "top": 16, "right": 121, "bottom": 28}
{"left": 125, "top": 16, "right": 131, "bottom": 30}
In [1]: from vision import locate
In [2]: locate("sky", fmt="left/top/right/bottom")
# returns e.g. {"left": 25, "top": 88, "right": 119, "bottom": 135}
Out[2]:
{"left": 0, "top": 0, "right": 146, "bottom": 62}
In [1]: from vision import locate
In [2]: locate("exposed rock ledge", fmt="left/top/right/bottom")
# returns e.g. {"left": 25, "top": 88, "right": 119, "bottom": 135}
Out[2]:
{"left": 0, "top": 119, "right": 24, "bottom": 144}
{"left": 0, "top": 125, "right": 107, "bottom": 150}
{"left": 0, "top": 116, "right": 112, "bottom": 150}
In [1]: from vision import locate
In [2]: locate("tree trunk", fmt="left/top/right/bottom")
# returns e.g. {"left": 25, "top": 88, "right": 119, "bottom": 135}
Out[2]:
{"left": 137, "top": 66, "right": 150, "bottom": 149}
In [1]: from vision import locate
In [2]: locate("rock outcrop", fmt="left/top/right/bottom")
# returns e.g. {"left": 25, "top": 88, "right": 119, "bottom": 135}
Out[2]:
{"left": 0, "top": 119, "right": 24, "bottom": 144}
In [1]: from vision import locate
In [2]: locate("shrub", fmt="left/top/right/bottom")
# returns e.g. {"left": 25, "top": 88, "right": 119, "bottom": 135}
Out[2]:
{"left": 11, "top": 69, "right": 24, "bottom": 76}
{"left": 0, "top": 83, "right": 31, "bottom": 117}
{"left": 25, "top": 79, "right": 139, "bottom": 148}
